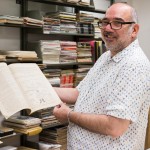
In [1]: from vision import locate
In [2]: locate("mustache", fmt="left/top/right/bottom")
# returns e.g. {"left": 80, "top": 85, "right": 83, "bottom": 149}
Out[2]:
{"left": 103, "top": 31, "right": 114, "bottom": 36}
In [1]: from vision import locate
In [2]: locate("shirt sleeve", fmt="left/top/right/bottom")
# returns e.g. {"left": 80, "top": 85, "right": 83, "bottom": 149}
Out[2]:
{"left": 106, "top": 63, "right": 149, "bottom": 123}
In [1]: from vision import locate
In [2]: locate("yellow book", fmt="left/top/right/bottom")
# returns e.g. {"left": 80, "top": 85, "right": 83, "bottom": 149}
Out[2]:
{"left": 13, "top": 126, "right": 42, "bottom": 136}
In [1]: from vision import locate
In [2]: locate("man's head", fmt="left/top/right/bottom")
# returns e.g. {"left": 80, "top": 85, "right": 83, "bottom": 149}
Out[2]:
{"left": 100, "top": 3, "right": 139, "bottom": 56}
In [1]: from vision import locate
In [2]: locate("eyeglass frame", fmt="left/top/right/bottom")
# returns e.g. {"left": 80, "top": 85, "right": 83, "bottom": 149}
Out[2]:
{"left": 97, "top": 20, "right": 135, "bottom": 30}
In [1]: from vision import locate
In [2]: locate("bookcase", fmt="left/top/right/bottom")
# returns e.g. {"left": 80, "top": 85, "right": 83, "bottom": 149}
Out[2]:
{"left": 0, "top": 0, "right": 113, "bottom": 149}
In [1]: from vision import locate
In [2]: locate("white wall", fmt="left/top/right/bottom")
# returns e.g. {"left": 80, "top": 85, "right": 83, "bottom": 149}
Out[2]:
{"left": 128, "top": 0, "right": 150, "bottom": 60}
{"left": 0, "top": 0, "right": 20, "bottom": 50}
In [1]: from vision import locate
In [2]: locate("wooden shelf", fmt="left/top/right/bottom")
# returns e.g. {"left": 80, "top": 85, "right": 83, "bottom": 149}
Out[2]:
{"left": 27, "top": 0, "right": 106, "bottom": 13}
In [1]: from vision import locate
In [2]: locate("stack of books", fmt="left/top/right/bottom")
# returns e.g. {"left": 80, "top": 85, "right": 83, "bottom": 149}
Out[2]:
{"left": 74, "top": 65, "right": 91, "bottom": 87}
{"left": 92, "top": 18, "right": 102, "bottom": 39}
{"left": 76, "top": 41, "right": 92, "bottom": 63}
{"left": 0, "top": 50, "right": 39, "bottom": 62}
{"left": 60, "top": 41, "right": 77, "bottom": 63}
{"left": 77, "top": 12, "right": 94, "bottom": 23}
{"left": 23, "top": 17, "right": 44, "bottom": 27}
{"left": 39, "top": 125, "right": 67, "bottom": 150}
{"left": 43, "top": 68, "right": 61, "bottom": 87}
{"left": 31, "top": 108, "right": 63, "bottom": 128}
{"left": 60, "top": 69, "right": 75, "bottom": 88}
{"left": 4, "top": 115, "right": 42, "bottom": 136}
{"left": 28, "top": 40, "right": 61, "bottom": 64}
{"left": 45, "top": 11, "right": 77, "bottom": 34}
{"left": 0, "top": 15, "right": 23, "bottom": 25}
{"left": 77, "top": 12, "right": 94, "bottom": 34}
{"left": 43, "top": 18, "right": 60, "bottom": 34}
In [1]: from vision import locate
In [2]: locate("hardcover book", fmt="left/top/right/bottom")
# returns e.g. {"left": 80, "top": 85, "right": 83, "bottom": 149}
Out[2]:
{"left": 0, "top": 62, "right": 61, "bottom": 119}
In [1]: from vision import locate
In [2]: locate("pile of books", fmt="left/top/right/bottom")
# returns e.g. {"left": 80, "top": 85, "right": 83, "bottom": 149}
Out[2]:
{"left": 60, "top": 41, "right": 77, "bottom": 63}
{"left": 60, "top": 69, "right": 75, "bottom": 88}
{"left": 92, "top": 18, "right": 102, "bottom": 39}
{"left": 28, "top": 40, "right": 61, "bottom": 64}
{"left": 0, "top": 15, "right": 23, "bottom": 25}
{"left": 39, "top": 125, "right": 67, "bottom": 150}
{"left": 44, "top": 11, "right": 77, "bottom": 34}
{"left": 0, "top": 50, "right": 39, "bottom": 62}
{"left": 31, "top": 108, "right": 63, "bottom": 128}
{"left": 43, "top": 68, "right": 61, "bottom": 87}
{"left": 3, "top": 115, "right": 42, "bottom": 136}
{"left": 77, "top": 12, "right": 94, "bottom": 23}
{"left": 43, "top": 18, "right": 60, "bottom": 34}
{"left": 23, "top": 17, "right": 44, "bottom": 27}
{"left": 0, "top": 15, "right": 43, "bottom": 27}
{"left": 76, "top": 41, "right": 92, "bottom": 63}
{"left": 74, "top": 65, "right": 91, "bottom": 87}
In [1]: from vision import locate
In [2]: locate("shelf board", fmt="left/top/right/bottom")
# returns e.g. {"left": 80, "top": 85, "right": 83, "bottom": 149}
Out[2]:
{"left": 28, "top": 0, "right": 106, "bottom": 13}
{"left": 26, "top": 27, "right": 94, "bottom": 36}
{"left": 44, "top": 32, "right": 94, "bottom": 36}
{"left": 0, "top": 23, "right": 42, "bottom": 28}
{"left": 45, "top": 62, "right": 94, "bottom": 67}
{"left": 0, "top": 132, "right": 22, "bottom": 140}
{"left": 0, "top": 58, "right": 42, "bottom": 64}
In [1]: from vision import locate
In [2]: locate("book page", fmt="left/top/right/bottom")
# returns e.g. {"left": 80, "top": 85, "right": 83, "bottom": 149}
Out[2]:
{"left": 0, "top": 63, "right": 28, "bottom": 119}
{"left": 8, "top": 63, "right": 61, "bottom": 114}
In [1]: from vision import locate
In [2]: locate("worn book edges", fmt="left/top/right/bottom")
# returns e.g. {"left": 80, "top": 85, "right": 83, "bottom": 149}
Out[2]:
{"left": 0, "top": 62, "right": 61, "bottom": 119}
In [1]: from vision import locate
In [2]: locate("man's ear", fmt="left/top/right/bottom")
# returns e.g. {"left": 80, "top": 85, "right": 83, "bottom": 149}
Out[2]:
{"left": 132, "top": 24, "right": 139, "bottom": 38}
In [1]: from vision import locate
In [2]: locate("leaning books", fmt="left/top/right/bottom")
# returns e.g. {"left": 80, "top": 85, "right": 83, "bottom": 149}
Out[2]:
{"left": 0, "top": 62, "right": 61, "bottom": 119}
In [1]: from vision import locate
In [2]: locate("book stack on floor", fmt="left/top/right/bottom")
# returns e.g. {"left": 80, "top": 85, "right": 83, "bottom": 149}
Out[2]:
{"left": 3, "top": 115, "right": 42, "bottom": 136}
{"left": 39, "top": 125, "right": 67, "bottom": 150}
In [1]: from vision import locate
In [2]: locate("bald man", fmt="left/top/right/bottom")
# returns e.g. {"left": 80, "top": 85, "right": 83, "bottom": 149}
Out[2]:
{"left": 53, "top": 3, "right": 150, "bottom": 150}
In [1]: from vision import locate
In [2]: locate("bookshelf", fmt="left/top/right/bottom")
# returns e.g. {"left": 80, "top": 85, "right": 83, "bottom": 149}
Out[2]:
{"left": 0, "top": 0, "right": 112, "bottom": 149}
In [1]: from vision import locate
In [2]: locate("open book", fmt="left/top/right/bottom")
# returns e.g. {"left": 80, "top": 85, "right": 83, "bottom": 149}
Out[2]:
{"left": 0, "top": 62, "right": 61, "bottom": 119}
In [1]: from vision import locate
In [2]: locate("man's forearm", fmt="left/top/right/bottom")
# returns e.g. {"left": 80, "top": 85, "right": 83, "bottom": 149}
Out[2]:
{"left": 68, "top": 111, "right": 130, "bottom": 138}
{"left": 54, "top": 87, "right": 79, "bottom": 104}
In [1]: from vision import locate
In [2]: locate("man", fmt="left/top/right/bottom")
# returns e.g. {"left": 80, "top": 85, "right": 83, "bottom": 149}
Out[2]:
{"left": 53, "top": 3, "right": 150, "bottom": 150}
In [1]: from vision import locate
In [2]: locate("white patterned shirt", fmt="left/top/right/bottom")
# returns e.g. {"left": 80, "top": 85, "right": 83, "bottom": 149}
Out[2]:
{"left": 67, "top": 39, "right": 150, "bottom": 150}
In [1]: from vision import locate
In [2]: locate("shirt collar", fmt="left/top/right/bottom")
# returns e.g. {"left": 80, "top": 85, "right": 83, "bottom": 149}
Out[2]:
{"left": 110, "top": 39, "right": 139, "bottom": 63}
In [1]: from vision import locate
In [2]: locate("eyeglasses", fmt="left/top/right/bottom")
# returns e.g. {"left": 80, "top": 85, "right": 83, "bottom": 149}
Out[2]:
{"left": 98, "top": 20, "right": 135, "bottom": 30}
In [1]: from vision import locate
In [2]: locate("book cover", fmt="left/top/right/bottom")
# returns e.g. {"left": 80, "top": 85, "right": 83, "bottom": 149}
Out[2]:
{"left": 0, "top": 62, "right": 61, "bottom": 119}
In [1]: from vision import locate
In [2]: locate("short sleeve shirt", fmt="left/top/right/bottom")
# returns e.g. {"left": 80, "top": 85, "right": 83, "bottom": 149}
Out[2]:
{"left": 67, "top": 39, "right": 150, "bottom": 150}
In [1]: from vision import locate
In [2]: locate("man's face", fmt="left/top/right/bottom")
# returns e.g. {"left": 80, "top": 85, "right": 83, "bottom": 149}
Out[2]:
{"left": 101, "top": 4, "right": 135, "bottom": 56}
